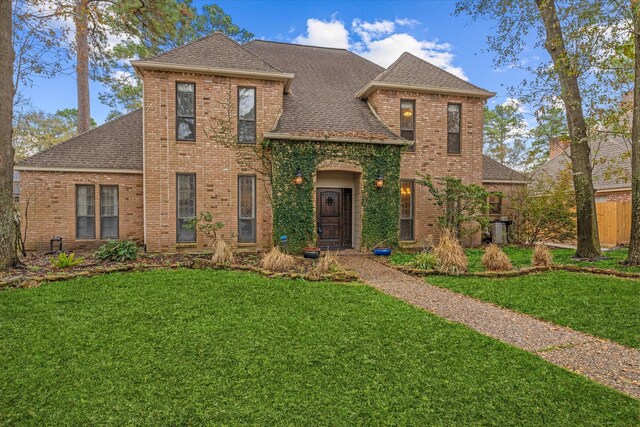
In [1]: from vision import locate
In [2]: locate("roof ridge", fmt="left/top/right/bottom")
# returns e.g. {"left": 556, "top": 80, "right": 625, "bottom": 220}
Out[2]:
{"left": 138, "top": 32, "right": 284, "bottom": 73}
{"left": 17, "top": 109, "right": 141, "bottom": 165}
{"left": 245, "top": 39, "right": 350, "bottom": 52}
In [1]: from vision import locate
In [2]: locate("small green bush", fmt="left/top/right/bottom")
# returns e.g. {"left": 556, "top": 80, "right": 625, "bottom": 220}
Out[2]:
{"left": 411, "top": 251, "right": 438, "bottom": 270}
{"left": 51, "top": 252, "right": 84, "bottom": 269}
{"left": 95, "top": 240, "right": 138, "bottom": 262}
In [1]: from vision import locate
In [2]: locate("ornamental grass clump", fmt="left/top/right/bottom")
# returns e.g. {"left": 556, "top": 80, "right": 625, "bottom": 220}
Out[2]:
{"left": 432, "top": 230, "right": 467, "bottom": 275}
{"left": 532, "top": 243, "right": 553, "bottom": 267}
{"left": 211, "top": 238, "right": 234, "bottom": 265}
{"left": 482, "top": 244, "right": 513, "bottom": 272}
{"left": 411, "top": 250, "right": 438, "bottom": 270}
{"left": 260, "top": 247, "right": 296, "bottom": 272}
{"left": 309, "top": 251, "right": 342, "bottom": 279}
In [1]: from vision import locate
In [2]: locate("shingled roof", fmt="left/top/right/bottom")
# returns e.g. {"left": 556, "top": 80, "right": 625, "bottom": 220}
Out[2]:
{"left": 243, "top": 40, "right": 400, "bottom": 142}
{"left": 18, "top": 37, "right": 504, "bottom": 171}
{"left": 16, "top": 110, "right": 143, "bottom": 171}
{"left": 533, "top": 136, "right": 631, "bottom": 191}
{"left": 133, "top": 33, "right": 282, "bottom": 74}
{"left": 482, "top": 155, "right": 527, "bottom": 183}
{"left": 357, "top": 52, "right": 495, "bottom": 99}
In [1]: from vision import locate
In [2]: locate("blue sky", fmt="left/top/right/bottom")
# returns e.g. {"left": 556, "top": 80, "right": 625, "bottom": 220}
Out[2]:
{"left": 21, "top": 0, "right": 541, "bottom": 125}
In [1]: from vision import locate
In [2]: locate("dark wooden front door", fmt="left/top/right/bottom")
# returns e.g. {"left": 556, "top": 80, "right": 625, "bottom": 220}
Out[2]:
{"left": 317, "top": 188, "right": 352, "bottom": 249}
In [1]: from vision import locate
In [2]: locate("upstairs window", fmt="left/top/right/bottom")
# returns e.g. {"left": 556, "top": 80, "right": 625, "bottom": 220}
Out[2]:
{"left": 100, "top": 185, "right": 119, "bottom": 239}
{"left": 76, "top": 185, "right": 95, "bottom": 239}
{"left": 447, "top": 104, "right": 461, "bottom": 154}
{"left": 400, "top": 99, "right": 415, "bottom": 152}
{"left": 176, "top": 82, "right": 195, "bottom": 141}
{"left": 238, "top": 87, "right": 256, "bottom": 144}
{"left": 176, "top": 174, "right": 196, "bottom": 243}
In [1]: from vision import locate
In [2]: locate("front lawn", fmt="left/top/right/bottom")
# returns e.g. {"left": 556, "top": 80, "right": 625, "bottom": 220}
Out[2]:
{"left": 428, "top": 271, "right": 640, "bottom": 348}
{"left": 391, "top": 247, "right": 640, "bottom": 273}
{"left": 0, "top": 269, "right": 637, "bottom": 425}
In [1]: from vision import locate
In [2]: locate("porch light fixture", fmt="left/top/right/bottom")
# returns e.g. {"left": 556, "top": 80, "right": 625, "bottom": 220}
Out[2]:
{"left": 293, "top": 169, "right": 304, "bottom": 185}
{"left": 374, "top": 174, "right": 384, "bottom": 189}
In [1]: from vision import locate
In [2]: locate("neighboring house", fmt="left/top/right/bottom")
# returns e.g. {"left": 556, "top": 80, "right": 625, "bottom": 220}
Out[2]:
{"left": 534, "top": 135, "right": 632, "bottom": 245}
{"left": 16, "top": 33, "right": 524, "bottom": 252}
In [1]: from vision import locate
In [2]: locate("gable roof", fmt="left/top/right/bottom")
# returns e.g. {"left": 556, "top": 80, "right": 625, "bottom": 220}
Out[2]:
{"left": 16, "top": 110, "right": 143, "bottom": 172}
{"left": 134, "top": 32, "right": 281, "bottom": 73}
{"left": 131, "top": 33, "right": 294, "bottom": 91}
{"left": 243, "top": 40, "right": 401, "bottom": 142}
{"left": 482, "top": 155, "right": 527, "bottom": 183}
{"left": 357, "top": 52, "right": 495, "bottom": 99}
{"left": 533, "top": 136, "right": 631, "bottom": 191}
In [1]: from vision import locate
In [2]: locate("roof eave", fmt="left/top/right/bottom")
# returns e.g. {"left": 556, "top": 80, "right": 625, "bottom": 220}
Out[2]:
{"left": 483, "top": 179, "right": 528, "bottom": 184}
{"left": 131, "top": 61, "right": 295, "bottom": 93}
{"left": 263, "top": 132, "right": 406, "bottom": 146}
{"left": 15, "top": 165, "right": 143, "bottom": 174}
{"left": 356, "top": 82, "right": 496, "bottom": 100}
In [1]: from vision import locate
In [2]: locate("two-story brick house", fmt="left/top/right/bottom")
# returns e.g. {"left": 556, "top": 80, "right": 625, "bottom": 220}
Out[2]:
{"left": 15, "top": 33, "right": 524, "bottom": 252}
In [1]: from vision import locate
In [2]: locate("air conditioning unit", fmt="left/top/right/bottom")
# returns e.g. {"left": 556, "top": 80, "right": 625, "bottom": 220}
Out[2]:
{"left": 491, "top": 222, "right": 507, "bottom": 245}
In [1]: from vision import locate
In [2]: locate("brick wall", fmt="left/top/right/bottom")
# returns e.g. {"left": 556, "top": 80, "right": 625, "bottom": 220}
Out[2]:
{"left": 369, "top": 89, "right": 486, "bottom": 246}
{"left": 483, "top": 182, "right": 526, "bottom": 221}
{"left": 18, "top": 171, "right": 143, "bottom": 252}
{"left": 142, "top": 70, "right": 283, "bottom": 252}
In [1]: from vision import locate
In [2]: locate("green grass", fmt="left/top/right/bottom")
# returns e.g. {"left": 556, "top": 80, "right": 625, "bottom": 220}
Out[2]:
{"left": 0, "top": 269, "right": 638, "bottom": 425}
{"left": 428, "top": 271, "right": 640, "bottom": 348}
{"left": 391, "top": 247, "right": 640, "bottom": 273}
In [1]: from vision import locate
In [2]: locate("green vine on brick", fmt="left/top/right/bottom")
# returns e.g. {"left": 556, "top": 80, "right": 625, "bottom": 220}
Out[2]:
{"left": 269, "top": 140, "right": 401, "bottom": 253}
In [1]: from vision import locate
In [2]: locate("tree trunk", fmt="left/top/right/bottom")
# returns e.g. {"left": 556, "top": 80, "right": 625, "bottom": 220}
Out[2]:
{"left": 0, "top": 0, "right": 18, "bottom": 270}
{"left": 536, "top": 0, "right": 601, "bottom": 259}
{"left": 75, "top": 0, "right": 91, "bottom": 133}
{"left": 626, "top": 1, "right": 640, "bottom": 265}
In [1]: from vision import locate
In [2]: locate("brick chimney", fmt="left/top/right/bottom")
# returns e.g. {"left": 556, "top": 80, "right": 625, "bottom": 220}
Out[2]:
{"left": 549, "top": 136, "right": 571, "bottom": 160}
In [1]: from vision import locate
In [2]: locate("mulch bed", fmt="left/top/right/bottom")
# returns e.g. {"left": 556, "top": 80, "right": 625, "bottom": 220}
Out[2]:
{"left": 0, "top": 251, "right": 359, "bottom": 291}
{"left": 378, "top": 259, "right": 640, "bottom": 280}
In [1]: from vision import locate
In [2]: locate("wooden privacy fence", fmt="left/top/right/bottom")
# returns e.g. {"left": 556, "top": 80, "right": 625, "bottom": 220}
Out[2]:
{"left": 596, "top": 201, "right": 631, "bottom": 246}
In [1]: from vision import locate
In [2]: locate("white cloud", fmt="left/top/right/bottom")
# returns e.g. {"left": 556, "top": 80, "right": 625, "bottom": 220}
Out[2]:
{"left": 293, "top": 17, "right": 467, "bottom": 81}
{"left": 395, "top": 18, "right": 420, "bottom": 27}
{"left": 293, "top": 18, "right": 349, "bottom": 49}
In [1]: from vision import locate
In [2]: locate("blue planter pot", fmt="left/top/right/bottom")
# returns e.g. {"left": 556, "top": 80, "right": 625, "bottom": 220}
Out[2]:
{"left": 372, "top": 247, "right": 392, "bottom": 256}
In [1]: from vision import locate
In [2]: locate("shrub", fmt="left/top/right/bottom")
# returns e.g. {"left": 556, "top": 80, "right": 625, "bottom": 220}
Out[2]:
{"left": 95, "top": 240, "right": 138, "bottom": 262}
{"left": 532, "top": 243, "right": 553, "bottom": 267}
{"left": 411, "top": 250, "right": 438, "bottom": 270}
{"left": 187, "top": 211, "right": 234, "bottom": 264}
{"left": 511, "top": 170, "right": 576, "bottom": 246}
{"left": 417, "top": 175, "right": 492, "bottom": 238}
{"left": 482, "top": 244, "right": 513, "bottom": 272}
{"left": 260, "top": 247, "right": 296, "bottom": 272}
{"left": 432, "top": 230, "right": 467, "bottom": 275}
{"left": 51, "top": 252, "right": 84, "bottom": 269}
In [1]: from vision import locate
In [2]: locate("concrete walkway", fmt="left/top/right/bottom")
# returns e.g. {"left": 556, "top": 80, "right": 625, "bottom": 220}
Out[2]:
{"left": 339, "top": 256, "right": 640, "bottom": 399}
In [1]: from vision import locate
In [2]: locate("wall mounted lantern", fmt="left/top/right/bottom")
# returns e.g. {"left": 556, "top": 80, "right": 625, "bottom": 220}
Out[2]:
{"left": 374, "top": 174, "right": 384, "bottom": 189}
{"left": 293, "top": 169, "right": 304, "bottom": 185}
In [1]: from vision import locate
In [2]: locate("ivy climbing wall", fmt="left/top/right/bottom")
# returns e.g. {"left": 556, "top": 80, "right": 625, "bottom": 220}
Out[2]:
{"left": 269, "top": 140, "right": 401, "bottom": 253}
